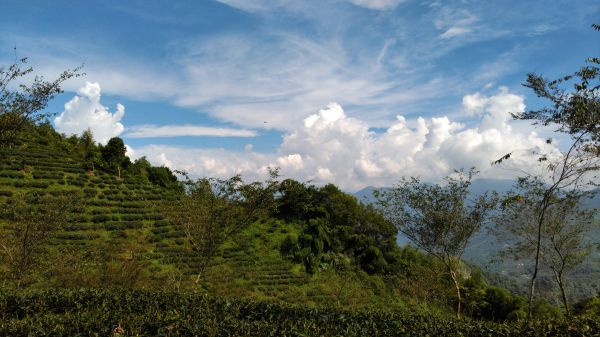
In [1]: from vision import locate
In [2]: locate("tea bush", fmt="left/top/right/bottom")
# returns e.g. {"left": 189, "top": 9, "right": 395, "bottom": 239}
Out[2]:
{"left": 0, "top": 289, "right": 597, "bottom": 337}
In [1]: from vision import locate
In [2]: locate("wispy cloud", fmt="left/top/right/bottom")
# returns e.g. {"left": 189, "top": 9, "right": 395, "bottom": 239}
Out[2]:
{"left": 440, "top": 26, "right": 471, "bottom": 39}
{"left": 348, "top": 0, "right": 406, "bottom": 10}
{"left": 5, "top": 0, "right": 595, "bottom": 136}
{"left": 126, "top": 124, "right": 257, "bottom": 138}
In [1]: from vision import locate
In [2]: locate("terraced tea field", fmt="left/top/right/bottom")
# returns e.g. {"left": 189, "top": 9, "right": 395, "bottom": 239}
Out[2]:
{"left": 0, "top": 144, "right": 400, "bottom": 307}
{"left": 0, "top": 146, "right": 324, "bottom": 302}
{"left": 0, "top": 146, "right": 184, "bottom": 271}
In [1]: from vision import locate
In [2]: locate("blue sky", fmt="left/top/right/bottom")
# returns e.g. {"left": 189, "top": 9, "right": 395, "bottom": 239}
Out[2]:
{"left": 1, "top": 0, "right": 598, "bottom": 190}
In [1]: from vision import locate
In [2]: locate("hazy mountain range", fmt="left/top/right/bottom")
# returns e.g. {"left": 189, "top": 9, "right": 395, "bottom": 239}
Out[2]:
{"left": 353, "top": 179, "right": 600, "bottom": 300}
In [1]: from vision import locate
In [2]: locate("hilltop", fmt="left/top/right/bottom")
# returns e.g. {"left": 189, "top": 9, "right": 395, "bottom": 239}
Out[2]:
{"left": 0, "top": 123, "right": 444, "bottom": 312}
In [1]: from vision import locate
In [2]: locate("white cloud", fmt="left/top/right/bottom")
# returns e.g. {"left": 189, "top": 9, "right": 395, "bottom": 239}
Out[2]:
{"left": 462, "top": 92, "right": 488, "bottom": 115}
{"left": 128, "top": 145, "right": 272, "bottom": 180}
{"left": 214, "top": 0, "right": 269, "bottom": 12}
{"left": 130, "top": 89, "right": 560, "bottom": 191}
{"left": 434, "top": 7, "right": 478, "bottom": 39}
{"left": 54, "top": 82, "right": 125, "bottom": 144}
{"left": 440, "top": 26, "right": 471, "bottom": 39}
{"left": 125, "top": 124, "right": 257, "bottom": 138}
{"left": 125, "top": 144, "right": 135, "bottom": 158}
{"left": 348, "top": 0, "right": 405, "bottom": 10}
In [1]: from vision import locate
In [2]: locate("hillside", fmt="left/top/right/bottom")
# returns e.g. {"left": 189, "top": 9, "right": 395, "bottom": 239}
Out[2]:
{"left": 0, "top": 127, "right": 429, "bottom": 311}
{"left": 0, "top": 123, "right": 597, "bottom": 333}
{"left": 0, "top": 142, "right": 184, "bottom": 286}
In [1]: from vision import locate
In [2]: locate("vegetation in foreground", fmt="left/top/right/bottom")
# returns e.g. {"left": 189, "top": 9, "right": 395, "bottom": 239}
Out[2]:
{"left": 0, "top": 288, "right": 598, "bottom": 337}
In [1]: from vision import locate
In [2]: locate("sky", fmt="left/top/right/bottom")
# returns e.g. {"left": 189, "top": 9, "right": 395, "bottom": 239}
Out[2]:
{"left": 1, "top": 0, "right": 598, "bottom": 191}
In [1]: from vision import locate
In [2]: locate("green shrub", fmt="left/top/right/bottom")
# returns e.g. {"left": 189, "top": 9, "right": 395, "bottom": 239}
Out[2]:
{"left": 72, "top": 215, "right": 89, "bottom": 223}
{"left": 154, "top": 220, "right": 170, "bottom": 227}
{"left": 91, "top": 214, "right": 110, "bottom": 223}
{"left": 121, "top": 214, "right": 144, "bottom": 221}
{"left": 0, "top": 171, "right": 24, "bottom": 179}
{"left": 104, "top": 221, "right": 143, "bottom": 231}
{"left": 83, "top": 188, "right": 98, "bottom": 197}
{"left": 0, "top": 289, "right": 596, "bottom": 337}
{"left": 32, "top": 172, "right": 64, "bottom": 180}
{"left": 574, "top": 295, "right": 600, "bottom": 317}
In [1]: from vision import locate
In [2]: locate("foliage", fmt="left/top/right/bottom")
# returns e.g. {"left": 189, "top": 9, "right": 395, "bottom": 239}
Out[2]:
{"left": 0, "top": 288, "right": 597, "bottom": 336}
{"left": 514, "top": 25, "right": 600, "bottom": 152}
{"left": 276, "top": 181, "right": 399, "bottom": 275}
{"left": 162, "top": 172, "right": 279, "bottom": 284}
{"left": 0, "top": 194, "right": 80, "bottom": 287}
{"left": 494, "top": 24, "right": 600, "bottom": 318}
{"left": 101, "top": 137, "right": 130, "bottom": 178}
{"left": 462, "top": 270, "right": 528, "bottom": 321}
{"left": 376, "top": 168, "right": 497, "bottom": 318}
{"left": 495, "top": 176, "right": 597, "bottom": 316}
{"left": 80, "top": 128, "right": 102, "bottom": 172}
{"left": 0, "top": 120, "right": 572, "bottom": 325}
{"left": 0, "top": 58, "right": 82, "bottom": 147}
{"left": 574, "top": 294, "right": 600, "bottom": 317}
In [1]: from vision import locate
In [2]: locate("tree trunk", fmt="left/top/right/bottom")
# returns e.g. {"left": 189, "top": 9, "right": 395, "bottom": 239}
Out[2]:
{"left": 449, "top": 268, "right": 462, "bottom": 320}
{"left": 554, "top": 270, "right": 571, "bottom": 317}
{"left": 527, "top": 253, "right": 539, "bottom": 319}
{"left": 528, "top": 193, "right": 551, "bottom": 319}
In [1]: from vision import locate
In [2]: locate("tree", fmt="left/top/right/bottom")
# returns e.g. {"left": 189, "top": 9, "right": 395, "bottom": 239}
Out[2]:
{"left": 0, "top": 57, "right": 82, "bottom": 147}
{"left": 102, "top": 137, "right": 129, "bottom": 178}
{"left": 0, "top": 194, "right": 80, "bottom": 288}
{"left": 163, "top": 170, "right": 280, "bottom": 285}
{"left": 376, "top": 169, "right": 497, "bottom": 319}
{"left": 515, "top": 25, "right": 600, "bottom": 153}
{"left": 495, "top": 177, "right": 597, "bottom": 317}
{"left": 147, "top": 166, "right": 178, "bottom": 188}
{"left": 494, "top": 24, "right": 600, "bottom": 318}
{"left": 80, "top": 128, "right": 101, "bottom": 173}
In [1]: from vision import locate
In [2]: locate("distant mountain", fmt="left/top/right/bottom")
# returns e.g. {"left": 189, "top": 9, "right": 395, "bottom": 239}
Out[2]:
{"left": 352, "top": 186, "right": 381, "bottom": 204}
{"left": 352, "top": 178, "right": 515, "bottom": 204}
{"left": 353, "top": 179, "right": 600, "bottom": 301}
{"left": 352, "top": 179, "right": 519, "bottom": 250}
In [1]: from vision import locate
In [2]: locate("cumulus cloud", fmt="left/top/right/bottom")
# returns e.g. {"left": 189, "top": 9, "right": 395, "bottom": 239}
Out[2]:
{"left": 128, "top": 145, "right": 272, "bottom": 180}
{"left": 125, "top": 124, "right": 257, "bottom": 138}
{"left": 54, "top": 82, "right": 125, "bottom": 144}
{"left": 130, "top": 89, "right": 560, "bottom": 191}
{"left": 348, "top": 0, "right": 405, "bottom": 10}
{"left": 462, "top": 92, "right": 488, "bottom": 115}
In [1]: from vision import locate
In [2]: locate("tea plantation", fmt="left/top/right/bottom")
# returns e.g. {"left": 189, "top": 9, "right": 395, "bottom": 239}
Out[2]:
{"left": 0, "top": 131, "right": 598, "bottom": 336}
{"left": 0, "top": 140, "right": 423, "bottom": 309}
{"left": 0, "top": 288, "right": 598, "bottom": 336}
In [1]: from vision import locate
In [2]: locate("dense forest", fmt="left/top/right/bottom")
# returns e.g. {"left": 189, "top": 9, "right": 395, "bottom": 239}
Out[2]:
{"left": 0, "top": 27, "right": 599, "bottom": 336}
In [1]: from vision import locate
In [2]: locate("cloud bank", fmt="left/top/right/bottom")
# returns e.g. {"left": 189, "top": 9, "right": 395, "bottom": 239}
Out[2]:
{"left": 131, "top": 88, "right": 560, "bottom": 190}
{"left": 54, "top": 82, "right": 125, "bottom": 145}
